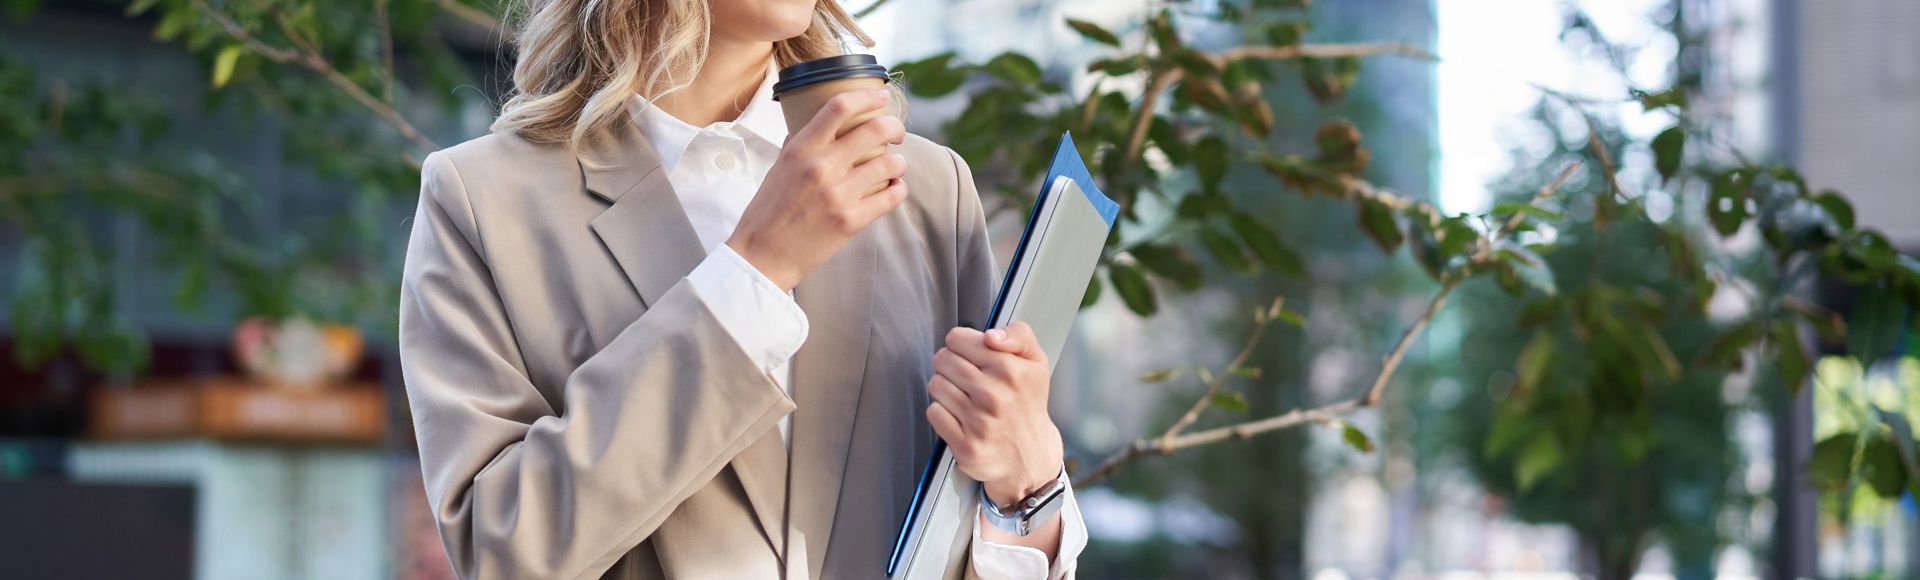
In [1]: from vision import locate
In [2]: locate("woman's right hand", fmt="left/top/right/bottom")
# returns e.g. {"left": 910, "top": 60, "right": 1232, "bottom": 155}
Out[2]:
{"left": 726, "top": 89, "right": 909, "bottom": 291}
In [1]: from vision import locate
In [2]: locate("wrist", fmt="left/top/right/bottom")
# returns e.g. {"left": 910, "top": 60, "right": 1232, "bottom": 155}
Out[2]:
{"left": 984, "top": 435, "right": 1064, "bottom": 505}
{"left": 725, "top": 236, "right": 798, "bottom": 291}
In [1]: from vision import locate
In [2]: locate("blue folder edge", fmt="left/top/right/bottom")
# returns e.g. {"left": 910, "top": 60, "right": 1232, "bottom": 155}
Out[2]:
{"left": 886, "top": 133, "right": 1116, "bottom": 576}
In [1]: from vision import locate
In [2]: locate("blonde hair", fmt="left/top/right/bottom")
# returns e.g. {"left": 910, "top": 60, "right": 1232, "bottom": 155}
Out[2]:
{"left": 492, "top": 0, "right": 873, "bottom": 149}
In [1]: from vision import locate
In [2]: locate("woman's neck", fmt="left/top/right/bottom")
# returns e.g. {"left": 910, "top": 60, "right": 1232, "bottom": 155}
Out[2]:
{"left": 655, "top": 40, "right": 774, "bottom": 127}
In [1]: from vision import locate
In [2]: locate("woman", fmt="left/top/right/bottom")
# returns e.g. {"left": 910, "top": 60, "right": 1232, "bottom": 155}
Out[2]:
{"left": 398, "top": 0, "right": 1086, "bottom": 578}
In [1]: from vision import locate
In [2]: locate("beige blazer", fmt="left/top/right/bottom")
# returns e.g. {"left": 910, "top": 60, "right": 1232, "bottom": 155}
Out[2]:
{"left": 398, "top": 118, "right": 995, "bottom": 579}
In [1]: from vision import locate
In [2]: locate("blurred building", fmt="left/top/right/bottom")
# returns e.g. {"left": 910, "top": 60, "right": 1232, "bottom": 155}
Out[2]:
{"left": 1777, "top": 0, "right": 1920, "bottom": 249}
{"left": 1772, "top": 0, "right": 1920, "bottom": 577}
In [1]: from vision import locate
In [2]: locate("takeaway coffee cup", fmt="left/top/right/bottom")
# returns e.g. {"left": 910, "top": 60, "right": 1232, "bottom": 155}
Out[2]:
{"left": 773, "top": 54, "right": 905, "bottom": 172}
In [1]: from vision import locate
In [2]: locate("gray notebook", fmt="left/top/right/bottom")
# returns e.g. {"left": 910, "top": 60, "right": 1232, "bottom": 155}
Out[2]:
{"left": 888, "top": 133, "right": 1118, "bottom": 579}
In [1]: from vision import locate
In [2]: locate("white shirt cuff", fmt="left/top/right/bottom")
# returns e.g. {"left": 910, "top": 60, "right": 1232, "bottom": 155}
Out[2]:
{"left": 971, "top": 481, "right": 1087, "bottom": 579}
{"left": 685, "top": 244, "right": 809, "bottom": 384}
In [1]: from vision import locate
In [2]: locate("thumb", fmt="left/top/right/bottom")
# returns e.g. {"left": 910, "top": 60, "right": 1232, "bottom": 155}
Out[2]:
{"left": 985, "top": 322, "right": 1045, "bottom": 362}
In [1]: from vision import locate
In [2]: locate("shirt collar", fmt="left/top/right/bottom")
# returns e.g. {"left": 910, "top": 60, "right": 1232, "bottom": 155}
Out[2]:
{"left": 629, "top": 60, "right": 788, "bottom": 173}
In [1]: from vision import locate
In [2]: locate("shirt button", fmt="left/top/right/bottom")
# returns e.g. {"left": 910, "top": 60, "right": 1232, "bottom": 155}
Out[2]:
{"left": 713, "top": 152, "right": 738, "bottom": 172}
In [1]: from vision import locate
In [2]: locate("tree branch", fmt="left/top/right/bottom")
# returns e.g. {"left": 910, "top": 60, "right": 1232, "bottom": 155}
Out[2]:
{"left": 1216, "top": 42, "right": 1436, "bottom": 65}
{"left": 191, "top": 0, "right": 439, "bottom": 152}
{"left": 1122, "top": 68, "right": 1182, "bottom": 162}
{"left": 376, "top": 0, "right": 395, "bottom": 103}
{"left": 852, "top": 0, "right": 893, "bottom": 18}
{"left": 430, "top": 0, "right": 507, "bottom": 37}
{"left": 1075, "top": 162, "right": 1580, "bottom": 487}
{"left": 1159, "top": 297, "right": 1284, "bottom": 441}
{"left": 1117, "top": 42, "right": 1430, "bottom": 164}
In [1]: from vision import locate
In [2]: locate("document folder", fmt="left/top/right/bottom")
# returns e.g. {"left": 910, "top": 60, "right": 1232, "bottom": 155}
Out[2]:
{"left": 887, "top": 133, "right": 1118, "bottom": 578}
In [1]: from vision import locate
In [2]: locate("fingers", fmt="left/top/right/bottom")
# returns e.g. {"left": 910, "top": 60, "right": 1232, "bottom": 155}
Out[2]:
{"left": 847, "top": 153, "right": 908, "bottom": 197}
{"left": 854, "top": 177, "right": 909, "bottom": 218}
{"left": 795, "top": 89, "right": 891, "bottom": 146}
{"left": 832, "top": 115, "right": 907, "bottom": 163}
{"left": 926, "top": 401, "right": 967, "bottom": 444}
{"left": 985, "top": 322, "right": 1046, "bottom": 362}
{"left": 926, "top": 374, "right": 973, "bottom": 427}
{"left": 943, "top": 327, "right": 1001, "bottom": 371}
{"left": 932, "top": 346, "right": 985, "bottom": 387}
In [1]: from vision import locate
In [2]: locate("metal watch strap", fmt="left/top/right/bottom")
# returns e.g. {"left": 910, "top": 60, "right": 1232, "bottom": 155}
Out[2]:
{"left": 978, "top": 465, "right": 1069, "bottom": 536}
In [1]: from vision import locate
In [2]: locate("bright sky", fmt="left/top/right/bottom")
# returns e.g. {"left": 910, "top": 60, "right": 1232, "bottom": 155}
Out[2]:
{"left": 1437, "top": 0, "right": 1677, "bottom": 214}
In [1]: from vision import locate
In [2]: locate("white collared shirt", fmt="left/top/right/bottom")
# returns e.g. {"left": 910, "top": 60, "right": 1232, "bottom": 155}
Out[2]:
{"left": 632, "top": 61, "right": 1086, "bottom": 580}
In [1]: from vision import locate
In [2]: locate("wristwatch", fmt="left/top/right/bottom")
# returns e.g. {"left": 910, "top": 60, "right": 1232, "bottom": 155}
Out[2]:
{"left": 978, "top": 465, "right": 1070, "bottom": 536}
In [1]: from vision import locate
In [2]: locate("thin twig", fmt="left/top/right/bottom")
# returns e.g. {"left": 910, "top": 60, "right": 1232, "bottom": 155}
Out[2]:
{"left": 376, "top": 0, "right": 395, "bottom": 103}
{"left": 1216, "top": 42, "right": 1436, "bottom": 65}
{"left": 852, "top": 0, "right": 892, "bottom": 18}
{"left": 1117, "top": 42, "right": 1427, "bottom": 164}
{"left": 1160, "top": 297, "right": 1284, "bottom": 440}
{"left": 1076, "top": 162, "right": 1582, "bottom": 487}
{"left": 191, "top": 0, "right": 439, "bottom": 152}
{"left": 1076, "top": 78, "right": 1104, "bottom": 135}
{"left": 431, "top": 0, "right": 508, "bottom": 36}
{"left": 1122, "top": 68, "right": 1181, "bottom": 162}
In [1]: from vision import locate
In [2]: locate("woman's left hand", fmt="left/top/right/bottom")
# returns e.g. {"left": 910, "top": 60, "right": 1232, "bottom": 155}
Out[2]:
{"left": 925, "top": 322, "right": 1064, "bottom": 505}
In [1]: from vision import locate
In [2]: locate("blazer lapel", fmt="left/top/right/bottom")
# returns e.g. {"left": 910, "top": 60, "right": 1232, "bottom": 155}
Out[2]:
{"left": 786, "top": 231, "right": 876, "bottom": 579}
{"left": 581, "top": 118, "right": 790, "bottom": 560}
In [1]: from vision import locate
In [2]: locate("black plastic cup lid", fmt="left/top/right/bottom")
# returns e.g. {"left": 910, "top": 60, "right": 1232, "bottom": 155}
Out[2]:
{"left": 772, "top": 54, "right": 889, "bottom": 100}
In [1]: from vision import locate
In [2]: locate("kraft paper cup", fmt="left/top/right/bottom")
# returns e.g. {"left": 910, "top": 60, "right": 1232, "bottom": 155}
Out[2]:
{"left": 773, "top": 54, "right": 906, "bottom": 194}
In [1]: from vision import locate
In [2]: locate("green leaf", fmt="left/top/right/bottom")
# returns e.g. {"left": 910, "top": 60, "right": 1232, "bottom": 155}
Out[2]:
{"left": 211, "top": 45, "right": 243, "bottom": 89}
{"left": 1176, "top": 191, "right": 1224, "bottom": 219}
{"left": 1849, "top": 286, "right": 1906, "bottom": 363}
{"left": 1811, "top": 190, "right": 1855, "bottom": 231}
{"left": 1080, "top": 272, "right": 1102, "bottom": 308}
{"left": 1771, "top": 321, "right": 1810, "bottom": 396}
{"left": 1263, "top": 20, "right": 1308, "bottom": 47}
{"left": 1496, "top": 244, "right": 1557, "bottom": 296}
{"left": 1229, "top": 366, "right": 1262, "bottom": 379}
{"left": 1636, "top": 88, "right": 1688, "bottom": 111}
{"left": 1640, "top": 326, "right": 1683, "bottom": 380}
{"left": 1130, "top": 244, "right": 1203, "bottom": 290}
{"left": 1138, "top": 368, "right": 1183, "bottom": 383}
{"left": 1171, "top": 49, "right": 1220, "bottom": 77}
{"left": 1492, "top": 202, "right": 1564, "bottom": 222}
{"left": 1087, "top": 56, "right": 1146, "bottom": 76}
{"left": 1200, "top": 227, "right": 1254, "bottom": 273}
{"left": 1809, "top": 434, "right": 1855, "bottom": 491}
{"left": 1694, "top": 320, "right": 1763, "bottom": 368}
{"left": 1484, "top": 411, "right": 1532, "bottom": 458}
{"left": 1515, "top": 332, "right": 1554, "bottom": 393}
{"left": 1228, "top": 212, "right": 1304, "bottom": 275}
{"left": 984, "top": 52, "right": 1043, "bottom": 85}
{"left": 1339, "top": 422, "right": 1376, "bottom": 453}
{"left": 1783, "top": 299, "right": 1846, "bottom": 343}
{"left": 1064, "top": 18, "right": 1122, "bottom": 47}
{"left": 1194, "top": 136, "right": 1228, "bottom": 191}
{"left": 1652, "top": 125, "right": 1685, "bottom": 183}
{"left": 125, "top": 0, "right": 160, "bottom": 17}
{"left": 894, "top": 53, "right": 967, "bottom": 97}
{"left": 1149, "top": 117, "right": 1188, "bottom": 164}
{"left": 1707, "top": 169, "right": 1752, "bottom": 237}
{"left": 1272, "top": 306, "right": 1304, "bottom": 327}
{"left": 1109, "top": 263, "right": 1157, "bottom": 316}
{"left": 1357, "top": 198, "right": 1403, "bottom": 252}
{"left": 1515, "top": 435, "right": 1562, "bottom": 491}
{"left": 1209, "top": 391, "right": 1249, "bottom": 413}
{"left": 1864, "top": 434, "right": 1908, "bottom": 498}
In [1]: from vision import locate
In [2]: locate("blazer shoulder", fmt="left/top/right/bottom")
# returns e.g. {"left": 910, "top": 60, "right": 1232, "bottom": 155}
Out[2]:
{"left": 898, "top": 132, "right": 976, "bottom": 214}
{"left": 432, "top": 131, "right": 575, "bottom": 178}
{"left": 421, "top": 131, "right": 582, "bottom": 210}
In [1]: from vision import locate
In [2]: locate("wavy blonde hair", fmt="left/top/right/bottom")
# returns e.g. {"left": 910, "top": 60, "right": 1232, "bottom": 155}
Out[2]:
{"left": 492, "top": 0, "right": 873, "bottom": 150}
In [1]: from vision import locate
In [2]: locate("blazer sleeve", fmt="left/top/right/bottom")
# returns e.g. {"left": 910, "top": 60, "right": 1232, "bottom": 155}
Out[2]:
{"left": 399, "top": 152, "right": 795, "bottom": 580}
